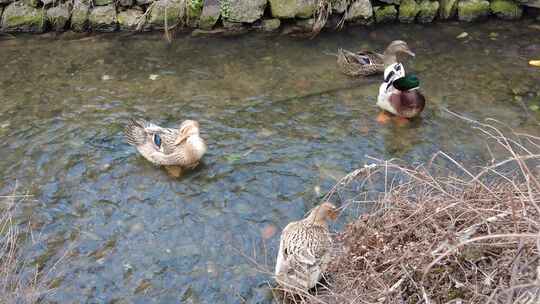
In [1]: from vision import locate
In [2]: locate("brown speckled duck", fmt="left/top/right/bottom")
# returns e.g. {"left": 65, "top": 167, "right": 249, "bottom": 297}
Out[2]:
{"left": 124, "top": 119, "right": 206, "bottom": 177}
{"left": 337, "top": 40, "right": 415, "bottom": 77}
{"left": 275, "top": 202, "right": 338, "bottom": 291}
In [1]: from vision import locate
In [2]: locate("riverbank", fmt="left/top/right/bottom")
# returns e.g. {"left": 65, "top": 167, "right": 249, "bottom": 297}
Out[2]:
{"left": 289, "top": 119, "right": 540, "bottom": 303}
{"left": 0, "top": 0, "right": 539, "bottom": 35}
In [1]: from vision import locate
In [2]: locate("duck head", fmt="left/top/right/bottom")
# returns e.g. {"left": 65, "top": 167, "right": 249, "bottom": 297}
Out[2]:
{"left": 174, "top": 120, "right": 201, "bottom": 145}
{"left": 308, "top": 202, "right": 339, "bottom": 225}
{"left": 383, "top": 41, "right": 415, "bottom": 65}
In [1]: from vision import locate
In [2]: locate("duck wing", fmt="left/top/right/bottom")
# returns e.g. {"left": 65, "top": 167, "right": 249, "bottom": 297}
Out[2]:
{"left": 124, "top": 119, "right": 186, "bottom": 165}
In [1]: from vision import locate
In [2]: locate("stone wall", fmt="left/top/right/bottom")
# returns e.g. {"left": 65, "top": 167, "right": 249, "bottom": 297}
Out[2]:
{"left": 0, "top": 0, "right": 537, "bottom": 34}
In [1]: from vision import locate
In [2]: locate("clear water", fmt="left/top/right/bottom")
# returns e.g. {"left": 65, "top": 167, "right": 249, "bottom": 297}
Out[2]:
{"left": 1, "top": 20, "right": 540, "bottom": 303}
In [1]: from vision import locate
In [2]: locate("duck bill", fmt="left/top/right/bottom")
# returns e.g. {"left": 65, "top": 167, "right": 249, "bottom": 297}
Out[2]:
{"left": 405, "top": 49, "right": 416, "bottom": 57}
{"left": 328, "top": 210, "right": 339, "bottom": 221}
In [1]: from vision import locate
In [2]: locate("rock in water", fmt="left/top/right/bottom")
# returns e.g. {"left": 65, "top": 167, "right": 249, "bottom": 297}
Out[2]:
{"left": 458, "top": 0, "right": 490, "bottom": 21}
{"left": 268, "top": 0, "right": 317, "bottom": 18}
{"left": 399, "top": 0, "right": 420, "bottom": 23}
{"left": 47, "top": 3, "right": 70, "bottom": 31}
{"left": 374, "top": 5, "right": 397, "bottom": 23}
{"left": 417, "top": 0, "right": 439, "bottom": 22}
{"left": 490, "top": 0, "right": 523, "bottom": 19}
{"left": 117, "top": 8, "right": 143, "bottom": 30}
{"left": 1, "top": 2, "right": 45, "bottom": 32}
{"left": 89, "top": 5, "right": 118, "bottom": 32}
{"left": 225, "top": 0, "right": 266, "bottom": 23}
{"left": 345, "top": 0, "right": 374, "bottom": 24}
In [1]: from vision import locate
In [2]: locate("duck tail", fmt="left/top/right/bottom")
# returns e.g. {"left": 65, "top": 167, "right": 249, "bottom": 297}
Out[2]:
{"left": 124, "top": 118, "right": 147, "bottom": 146}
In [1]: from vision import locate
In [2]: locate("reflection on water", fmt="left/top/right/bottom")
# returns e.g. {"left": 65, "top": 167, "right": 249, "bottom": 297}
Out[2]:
{"left": 1, "top": 20, "right": 540, "bottom": 303}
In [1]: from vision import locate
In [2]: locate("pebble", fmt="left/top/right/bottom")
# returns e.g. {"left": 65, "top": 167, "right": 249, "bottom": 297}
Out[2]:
{"left": 456, "top": 32, "right": 468, "bottom": 39}
{"left": 149, "top": 74, "right": 159, "bottom": 80}
{"left": 101, "top": 74, "right": 112, "bottom": 81}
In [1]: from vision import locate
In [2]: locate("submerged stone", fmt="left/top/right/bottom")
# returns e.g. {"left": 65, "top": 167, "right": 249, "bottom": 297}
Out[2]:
{"left": 399, "top": 0, "right": 420, "bottom": 22}
{"left": 440, "top": 0, "right": 458, "bottom": 19}
{"left": 199, "top": 0, "right": 219, "bottom": 29}
{"left": 345, "top": 0, "right": 373, "bottom": 24}
{"left": 46, "top": 2, "right": 70, "bottom": 31}
{"left": 1, "top": 2, "right": 45, "bottom": 32}
{"left": 71, "top": 0, "right": 89, "bottom": 31}
{"left": 417, "top": 0, "right": 439, "bottom": 22}
{"left": 225, "top": 0, "right": 266, "bottom": 23}
{"left": 268, "top": 0, "right": 317, "bottom": 18}
{"left": 117, "top": 8, "right": 143, "bottom": 30}
{"left": 458, "top": 0, "right": 489, "bottom": 21}
{"left": 490, "top": 0, "right": 523, "bottom": 19}
{"left": 148, "top": 0, "right": 185, "bottom": 29}
{"left": 374, "top": 5, "right": 397, "bottom": 23}
{"left": 89, "top": 5, "right": 117, "bottom": 32}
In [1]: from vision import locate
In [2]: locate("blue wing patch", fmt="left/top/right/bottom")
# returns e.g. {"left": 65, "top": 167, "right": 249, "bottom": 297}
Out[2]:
{"left": 153, "top": 134, "right": 161, "bottom": 147}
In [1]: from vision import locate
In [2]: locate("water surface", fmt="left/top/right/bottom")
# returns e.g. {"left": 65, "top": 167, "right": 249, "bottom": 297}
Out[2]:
{"left": 1, "top": 20, "right": 540, "bottom": 303}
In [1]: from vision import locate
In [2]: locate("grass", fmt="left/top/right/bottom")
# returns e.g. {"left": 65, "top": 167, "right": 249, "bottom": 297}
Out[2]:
{"left": 272, "top": 116, "right": 540, "bottom": 303}
{"left": 0, "top": 187, "right": 68, "bottom": 303}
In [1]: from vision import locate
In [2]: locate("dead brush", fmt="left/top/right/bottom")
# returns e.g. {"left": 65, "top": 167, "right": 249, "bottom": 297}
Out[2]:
{"left": 290, "top": 117, "right": 540, "bottom": 303}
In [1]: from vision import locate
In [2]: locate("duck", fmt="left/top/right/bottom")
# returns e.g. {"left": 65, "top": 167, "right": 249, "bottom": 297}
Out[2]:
{"left": 275, "top": 202, "right": 338, "bottom": 291}
{"left": 377, "top": 63, "right": 426, "bottom": 118}
{"left": 124, "top": 118, "right": 206, "bottom": 177}
{"left": 337, "top": 40, "right": 416, "bottom": 77}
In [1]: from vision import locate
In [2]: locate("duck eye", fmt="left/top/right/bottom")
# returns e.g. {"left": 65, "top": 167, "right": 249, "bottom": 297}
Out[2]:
{"left": 153, "top": 134, "right": 161, "bottom": 147}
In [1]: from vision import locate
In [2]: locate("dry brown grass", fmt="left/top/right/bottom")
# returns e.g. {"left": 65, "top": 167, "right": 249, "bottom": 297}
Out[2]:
{"left": 282, "top": 117, "right": 540, "bottom": 303}
{"left": 0, "top": 188, "right": 68, "bottom": 304}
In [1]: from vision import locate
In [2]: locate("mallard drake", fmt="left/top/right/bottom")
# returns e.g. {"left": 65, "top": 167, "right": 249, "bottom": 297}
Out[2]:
{"left": 377, "top": 63, "right": 425, "bottom": 118}
{"left": 124, "top": 119, "right": 206, "bottom": 176}
{"left": 275, "top": 202, "right": 338, "bottom": 291}
{"left": 337, "top": 40, "right": 415, "bottom": 77}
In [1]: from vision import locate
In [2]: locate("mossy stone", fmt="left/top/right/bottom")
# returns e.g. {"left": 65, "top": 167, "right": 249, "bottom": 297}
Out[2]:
{"left": 46, "top": 3, "right": 70, "bottom": 31}
{"left": 417, "top": 0, "right": 439, "bottom": 22}
{"left": 399, "top": 0, "right": 420, "bottom": 22}
{"left": 261, "top": 18, "right": 280, "bottom": 31}
{"left": 458, "top": 0, "right": 490, "bottom": 21}
{"left": 198, "top": 0, "right": 219, "bottom": 29}
{"left": 374, "top": 5, "right": 397, "bottom": 23}
{"left": 94, "top": 0, "right": 113, "bottom": 6}
{"left": 1, "top": 2, "right": 45, "bottom": 32}
{"left": 185, "top": 0, "right": 203, "bottom": 27}
{"left": 440, "top": 0, "right": 458, "bottom": 19}
{"left": 71, "top": 0, "right": 89, "bottom": 31}
{"left": 89, "top": 5, "right": 117, "bottom": 32}
{"left": 268, "top": 0, "right": 317, "bottom": 18}
{"left": 490, "top": 0, "right": 522, "bottom": 19}
{"left": 226, "top": 0, "right": 266, "bottom": 23}
{"left": 345, "top": 0, "right": 373, "bottom": 24}
{"left": 148, "top": 0, "right": 185, "bottom": 29}
{"left": 117, "top": 8, "right": 143, "bottom": 30}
